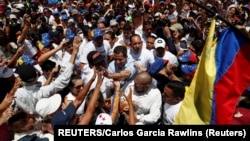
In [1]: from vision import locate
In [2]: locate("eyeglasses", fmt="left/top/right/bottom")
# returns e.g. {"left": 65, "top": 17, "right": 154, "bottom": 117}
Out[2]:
{"left": 134, "top": 81, "right": 150, "bottom": 89}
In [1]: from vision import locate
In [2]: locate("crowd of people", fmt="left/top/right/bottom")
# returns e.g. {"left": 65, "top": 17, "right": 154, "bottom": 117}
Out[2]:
{"left": 0, "top": 0, "right": 250, "bottom": 140}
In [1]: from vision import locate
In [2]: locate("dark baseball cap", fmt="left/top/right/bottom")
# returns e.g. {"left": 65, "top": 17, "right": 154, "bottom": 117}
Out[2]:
{"left": 87, "top": 51, "right": 105, "bottom": 65}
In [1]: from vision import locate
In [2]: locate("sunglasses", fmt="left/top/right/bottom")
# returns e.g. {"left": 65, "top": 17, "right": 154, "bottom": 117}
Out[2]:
{"left": 134, "top": 82, "right": 149, "bottom": 89}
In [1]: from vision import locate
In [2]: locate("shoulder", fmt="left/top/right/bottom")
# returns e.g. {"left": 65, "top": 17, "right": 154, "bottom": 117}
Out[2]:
{"left": 85, "top": 41, "right": 95, "bottom": 48}
{"left": 103, "top": 40, "right": 110, "bottom": 45}
{"left": 142, "top": 48, "right": 153, "bottom": 55}
{"left": 149, "top": 87, "right": 162, "bottom": 96}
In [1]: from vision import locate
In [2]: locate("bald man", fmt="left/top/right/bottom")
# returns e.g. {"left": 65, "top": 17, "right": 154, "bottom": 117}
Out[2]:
{"left": 121, "top": 71, "right": 162, "bottom": 125}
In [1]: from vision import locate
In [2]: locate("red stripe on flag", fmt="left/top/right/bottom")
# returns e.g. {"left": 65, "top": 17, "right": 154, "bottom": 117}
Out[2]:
{"left": 214, "top": 42, "right": 250, "bottom": 124}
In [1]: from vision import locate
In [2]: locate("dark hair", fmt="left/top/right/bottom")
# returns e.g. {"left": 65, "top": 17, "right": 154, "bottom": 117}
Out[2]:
{"left": 28, "top": 30, "right": 39, "bottom": 46}
{"left": 56, "top": 26, "right": 64, "bottom": 34}
{"left": 166, "top": 80, "right": 185, "bottom": 99}
{"left": 65, "top": 38, "right": 74, "bottom": 46}
{"left": 143, "top": 21, "right": 152, "bottom": 27}
{"left": 132, "top": 11, "right": 142, "bottom": 19}
{"left": 113, "top": 46, "right": 127, "bottom": 57}
{"left": 39, "top": 16, "right": 46, "bottom": 23}
{"left": 40, "top": 60, "right": 56, "bottom": 72}
{"left": 148, "top": 35, "right": 157, "bottom": 40}
{"left": 8, "top": 110, "right": 31, "bottom": 133}
{"left": 105, "top": 31, "right": 115, "bottom": 39}
{"left": 123, "top": 23, "right": 132, "bottom": 31}
{"left": 190, "top": 40, "right": 205, "bottom": 55}
{"left": 82, "top": 25, "right": 92, "bottom": 37}
{"left": 15, "top": 64, "right": 37, "bottom": 83}
{"left": 68, "top": 75, "right": 82, "bottom": 89}
{"left": 67, "top": 21, "right": 76, "bottom": 28}
{"left": 118, "top": 18, "right": 126, "bottom": 24}
{"left": 91, "top": 13, "right": 100, "bottom": 21}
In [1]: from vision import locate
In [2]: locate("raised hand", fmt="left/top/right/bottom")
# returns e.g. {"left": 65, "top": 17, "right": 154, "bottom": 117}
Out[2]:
{"left": 59, "top": 39, "right": 69, "bottom": 47}
{"left": 73, "top": 35, "right": 82, "bottom": 47}
{"left": 8, "top": 77, "right": 22, "bottom": 96}
{"left": 165, "top": 63, "right": 177, "bottom": 76}
{"left": 96, "top": 70, "right": 104, "bottom": 87}
{"left": 16, "top": 46, "right": 24, "bottom": 56}
{"left": 100, "top": 66, "right": 109, "bottom": 78}
{"left": 90, "top": 66, "right": 97, "bottom": 81}
{"left": 124, "top": 86, "right": 133, "bottom": 101}
{"left": 0, "top": 107, "right": 14, "bottom": 124}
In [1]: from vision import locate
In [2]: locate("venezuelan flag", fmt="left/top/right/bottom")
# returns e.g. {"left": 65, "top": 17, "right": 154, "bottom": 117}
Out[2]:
{"left": 212, "top": 26, "right": 250, "bottom": 124}
{"left": 174, "top": 17, "right": 250, "bottom": 124}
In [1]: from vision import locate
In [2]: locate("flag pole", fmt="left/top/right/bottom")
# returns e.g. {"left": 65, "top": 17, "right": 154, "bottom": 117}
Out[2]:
{"left": 186, "top": 0, "right": 250, "bottom": 40}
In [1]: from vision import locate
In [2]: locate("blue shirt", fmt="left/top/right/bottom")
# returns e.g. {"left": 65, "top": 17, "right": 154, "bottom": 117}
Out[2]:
{"left": 108, "top": 57, "right": 138, "bottom": 86}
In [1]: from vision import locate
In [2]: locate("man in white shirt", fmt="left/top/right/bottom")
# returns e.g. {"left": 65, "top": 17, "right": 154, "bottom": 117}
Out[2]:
{"left": 153, "top": 37, "right": 178, "bottom": 66}
{"left": 128, "top": 34, "right": 155, "bottom": 69}
{"left": 141, "top": 21, "right": 157, "bottom": 47}
{"left": 122, "top": 71, "right": 162, "bottom": 125}
{"left": 162, "top": 80, "right": 185, "bottom": 125}
{"left": 81, "top": 51, "right": 113, "bottom": 100}
{"left": 14, "top": 36, "right": 82, "bottom": 114}
{"left": 132, "top": 11, "right": 143, "bottom": 36}
{"left": 168, "top": 3, "right": 179, "bottom": 24}
{"left": 79, "top": 28, "right": 113, "bottom": 69}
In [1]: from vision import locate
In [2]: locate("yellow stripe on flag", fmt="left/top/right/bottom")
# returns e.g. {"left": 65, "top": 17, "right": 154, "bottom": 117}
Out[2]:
{"left": 173, "top": 17, "right": 217, "bottom": 124}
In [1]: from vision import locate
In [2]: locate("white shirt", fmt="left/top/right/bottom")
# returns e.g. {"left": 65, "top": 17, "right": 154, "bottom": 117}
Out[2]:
{"left": 14, "top": 131, "right": 41, "bottom": 141}
{"left": 37, "top": 75, "right": 46, "bottom": 85}
{"left": 14, "top": 131, "right": 53, "bottom": 141}
{"left": 117, "top": 33, "right": 130, "bottom": 46}
{"left": 62, "top": 51, "right": 81, "bottom": 67}
{"left": 168, "top": 10, "right": 178, "bottom": 21}
{"left": 162, "top": 102, "right": 182, "bottom": 125}
{"left": 48, "top": 43, "right": 63, "bottom": 67}
{"left": 128, "top": 48, "right": 155, "bottom": 69}
{"left": 48, "top": 15, "right": 55, "bottom": 26}
{"left": 135, "top": 24, "right": 143, "bottom": 36}
{"left": 14, "top": 63, "right": 74, "bottom": 114}
{"left": 122, "top": 81, "right": 162, "bottom": 125}
{"left": 153, "top": 50, "right": 178, "bottom": 66}
{"left": 78, "top": 38, "right": 89, "bottom": 58}
{"left": 79, "top": 40, "right": 112, "bottom": 67}
{"left": 65, "top": 92, "right": 86, "bottom": 116}
{"left": 22, "top": 39, "right": 38, "bottom": 58}
{"left": 112, "top": 38, "right": 123, "bottom": 52}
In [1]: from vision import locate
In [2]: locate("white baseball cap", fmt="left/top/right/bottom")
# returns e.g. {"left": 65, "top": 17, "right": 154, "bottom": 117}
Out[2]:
{"left": 95, "top": 113, "right": 112, "bottom": 125}
{"left": 35, "top": 94, "right": 62, "bottom": 118}
{"left": 154, "top": 38, "right": 166, "bottom": 49}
